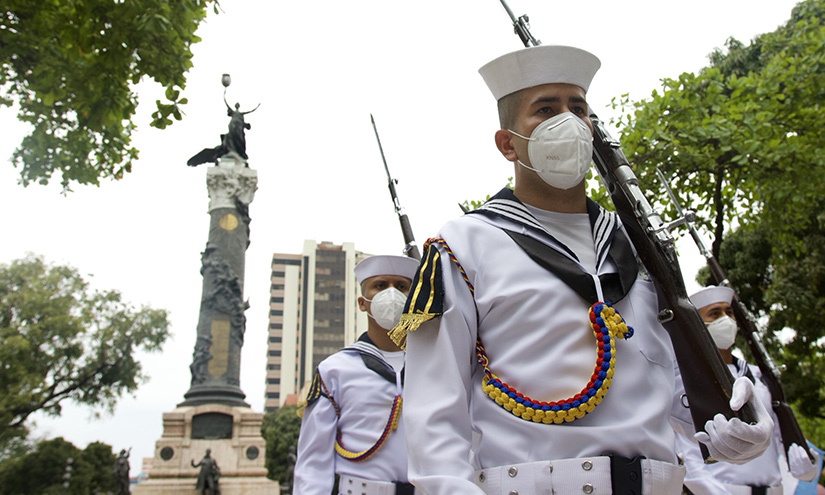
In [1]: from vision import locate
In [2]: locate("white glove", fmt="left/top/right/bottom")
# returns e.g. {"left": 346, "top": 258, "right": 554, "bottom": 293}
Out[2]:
{"left": 788, "top": 443, "right": 819, "bottom": 481}
{"left": 694, "top": 376, "right": 774, "bottom": 464}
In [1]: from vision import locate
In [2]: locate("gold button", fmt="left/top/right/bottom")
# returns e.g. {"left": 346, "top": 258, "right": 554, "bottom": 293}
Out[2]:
{"left": 508, "top": 466, "right": 518, "bottom": 477}
{"left": 548, "top": 462, "right": 553, "bottom": 473}
{"left": 582, "top": 483, "right": 594, "bottom": 494}
{"left": 508, "top": 491, "right": 519, "bottom": 495}
{"left": 478, "top": 472, "right": 485, "bottom": 483}
{"left": 582, "top": 460, "right": 593, "bottom": 471}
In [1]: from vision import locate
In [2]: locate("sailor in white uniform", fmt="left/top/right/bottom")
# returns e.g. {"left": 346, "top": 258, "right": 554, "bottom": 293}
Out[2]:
{"left": 680, "top": 286, "right": 818, "bottom": 495}
{"left": 391, "top": 45, "right": 775, "bottom": 495}
{"left": 293, "top": 254, "right": 419, "bottom": 495}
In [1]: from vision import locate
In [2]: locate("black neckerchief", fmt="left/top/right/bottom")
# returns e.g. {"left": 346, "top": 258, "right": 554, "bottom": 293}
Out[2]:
{"left": 468, "top": 187, "right": 638, "bottom": 304}
{"left": 353, "top": 333, "right": 404, "bottom": 386}
{"left": 731, "top": 356, "right": 757, "bottom": 384}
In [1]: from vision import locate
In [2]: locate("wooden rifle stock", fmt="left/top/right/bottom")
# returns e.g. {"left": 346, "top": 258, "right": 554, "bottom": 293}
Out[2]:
{"left": 589, "top": 114, "right": 758, "bottom": 462}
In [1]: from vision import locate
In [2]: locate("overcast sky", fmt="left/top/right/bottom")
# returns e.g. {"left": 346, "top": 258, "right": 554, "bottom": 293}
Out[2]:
{"left": 0, "top": 0, "right": 802, "bottom": 470}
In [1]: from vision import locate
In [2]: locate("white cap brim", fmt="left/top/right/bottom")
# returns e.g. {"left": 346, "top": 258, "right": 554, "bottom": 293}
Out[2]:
{"left": 355, "top": 255, "right": 419, "bottom": 285}
{"left": 479, "top": 45, "right": 601, "bottom": 101}
{"left": 689, "top": 286, "right": 735, "bottom": 310}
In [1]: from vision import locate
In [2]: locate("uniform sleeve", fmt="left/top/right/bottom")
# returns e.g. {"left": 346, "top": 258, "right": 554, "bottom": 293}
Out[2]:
{"left": 293, "top": 371, "right": 338, "bottom": 495}
{"left": 403, "top": 244, "right": 486, "bottom": 495}
{"left": 675, "top": 431, "right": 733, "bottom": 495}
{"left": 752, "top": 366, "right": 786, "bottom": 464}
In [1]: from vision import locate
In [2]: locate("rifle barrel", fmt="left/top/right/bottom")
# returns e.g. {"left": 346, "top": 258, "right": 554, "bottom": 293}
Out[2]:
{"left": 370, "top": 114, "right": 421, "bottom": 260}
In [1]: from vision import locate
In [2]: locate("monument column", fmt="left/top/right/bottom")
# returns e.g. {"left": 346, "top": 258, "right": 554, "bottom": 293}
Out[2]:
{"left": 133, "top": 76, "right": 278, "bottom": 495}
{"left": 180, "top": 156, "right": 257, "bottom": 407}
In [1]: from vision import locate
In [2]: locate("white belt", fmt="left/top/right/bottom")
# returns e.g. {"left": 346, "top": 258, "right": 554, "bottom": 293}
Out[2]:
{"left": 473, "top": 456, "right": 686, "bottom": 495}
{"left": 338, "top": 474, "right": 417, "bottom": 495}
{"left": 723, "top": 483, "right": 783, "bottom": 495}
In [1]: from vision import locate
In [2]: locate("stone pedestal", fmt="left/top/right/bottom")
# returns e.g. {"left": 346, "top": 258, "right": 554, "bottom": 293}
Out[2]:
{"left": 132, "top": 404, "right": 279, "bottom": 495}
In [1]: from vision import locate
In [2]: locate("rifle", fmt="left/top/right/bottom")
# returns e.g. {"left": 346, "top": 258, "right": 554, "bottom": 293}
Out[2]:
{"left": 655, "top": 168, "right": 813, "bottom": 464}
{"left": 496, "top": 0, "right": 757, "bottom": 462}
{"left": 370, "top": 114, "right": 421, "bottom": 260}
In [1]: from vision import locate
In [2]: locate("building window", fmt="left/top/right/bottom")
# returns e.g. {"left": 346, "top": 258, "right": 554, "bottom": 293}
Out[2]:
{"left": 266, "top": 393, "right": 279, "bottom": 399}
{"left": 271, "top": 284, "right": 284, "bottom": 291}
{"left": 268, "top": 350, "right": 281, "bottom": 357}
{"left": 269, "top": 336, "right": 282, "bottom": 344}
{"left": 269, "top": 323, "right": 283, "bottom": 330}
{"left": 270, "top": 309, "right": 283, "bottom": 316}
{"left": 267, "top": 378, "right": 281, "bottom": 385}
{"left": 270, "top": 296, "right": 284, "bottom": 304}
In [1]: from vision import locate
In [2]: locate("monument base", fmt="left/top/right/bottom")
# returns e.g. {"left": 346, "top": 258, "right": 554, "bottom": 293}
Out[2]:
{"left": 133, "top": 404, "right": 279, "bottom": 495}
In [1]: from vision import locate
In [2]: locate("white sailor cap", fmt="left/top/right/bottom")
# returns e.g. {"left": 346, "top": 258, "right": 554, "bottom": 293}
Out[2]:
{"left": 479, "top": 45, "right": 601, "bottom": 101}
{"left": 354, "top": 255, "right": 419, "bottom": 285}
{"left": 689, "top": 286, "right": 735, "bottom": 310}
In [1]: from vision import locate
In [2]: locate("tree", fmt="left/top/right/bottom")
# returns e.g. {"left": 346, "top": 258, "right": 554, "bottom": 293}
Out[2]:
{"left": 1, "top": 0, "right": 220, "bottom": 190}
{"left": 614, "top": 0, "right": 825, "bottom": 426}
{"left": 0, "top": 437, "right": 116, "bottom": 495}
{"left": 615, "top": 0, "right": 825, "bottom": 257}
{"left": 81, "top": 441, "right": 117, "bottom": 495}
{"left": 261, "top": 405, "right": 301, "bottom": 484}
{"left": 0, "top": 255, "right": 170, "bottom": 444}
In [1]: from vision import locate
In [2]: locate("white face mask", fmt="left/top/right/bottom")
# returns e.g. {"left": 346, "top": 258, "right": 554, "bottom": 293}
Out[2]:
{"left": 364, "top": 287, "right": 408, "bottom": 330}
{"left": 508, "top": 112, "right": 594, "bottom": 190}
{"left": 706, "top": 315, "right": 738, "bottom": 350}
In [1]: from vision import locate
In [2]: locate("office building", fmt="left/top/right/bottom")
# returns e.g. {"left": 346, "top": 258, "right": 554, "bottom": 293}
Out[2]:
{"left": 265, "top": 240, "right": 368, "bottom": 410}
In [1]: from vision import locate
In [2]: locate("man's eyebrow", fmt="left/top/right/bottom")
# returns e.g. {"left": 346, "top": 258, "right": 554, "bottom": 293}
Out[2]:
{"left": 530, "top": 96, "right": 560, "bottom": 105}
{"left": 529, "top": 96, "right": 588, "bottom": 105}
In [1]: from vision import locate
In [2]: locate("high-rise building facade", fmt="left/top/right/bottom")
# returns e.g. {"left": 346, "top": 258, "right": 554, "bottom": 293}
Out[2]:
{"left": 265, "top": 240, "right": 367, "bottom": 411}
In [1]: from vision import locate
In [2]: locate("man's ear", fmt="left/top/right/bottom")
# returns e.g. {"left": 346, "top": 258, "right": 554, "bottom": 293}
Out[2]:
{"left": 357, "top": 296, "right": 367, "bottom": 312}
{"left": 495, "top": 129, "right": 518, "bottom": 162}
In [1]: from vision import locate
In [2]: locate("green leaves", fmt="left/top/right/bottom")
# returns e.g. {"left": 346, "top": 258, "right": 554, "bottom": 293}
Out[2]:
{"left": 262, "top": 406, "right": 301, "bottom": 484}
{"left": 0, "top": 255, "right": 170, "bottom": 440}
{"left": 617, "top": 0, "right": 825, "bottom": 434}
{"left": 618, "top": 0, "right": 825, "bottom": 256}
{"left": 0, "top": 438, "right": 117, "bottom": 495}
{"left": 1, "top": 0, "right": 218, "bottom": 188}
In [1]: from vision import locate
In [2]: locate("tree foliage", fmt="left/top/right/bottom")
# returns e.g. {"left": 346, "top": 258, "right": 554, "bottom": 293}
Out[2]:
{"left": 0, "top": 437, "right": 116, "bottom": 495}
{"left": 696, "top": 217, "right": 825, "bottom": 422}
{"left": 0, "top": 255, "right": 170, "bottom": 444}
{"left": 0, "top": 0, "right": 219, "bottom": 189}
{"left": 616, "top": 0, "right": 825, "bottom": 422}
{"left": 615, "top": 0, "right": 825, "bottom": 257}
{"left": 262, "top": 405, "right": 301, "bottom": 484}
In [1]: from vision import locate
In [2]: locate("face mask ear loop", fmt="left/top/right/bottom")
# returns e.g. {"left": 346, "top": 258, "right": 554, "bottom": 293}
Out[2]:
{"left": 507, "top": 129, "right": 533, "bottom": 141}
{"left": 506, "top": 130, "right": 536, "bottom": 172}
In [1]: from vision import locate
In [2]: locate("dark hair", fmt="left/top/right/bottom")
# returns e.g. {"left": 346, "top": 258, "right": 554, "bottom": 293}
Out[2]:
{"left": 497, "top": 90, "right": 523, "bottom": 129}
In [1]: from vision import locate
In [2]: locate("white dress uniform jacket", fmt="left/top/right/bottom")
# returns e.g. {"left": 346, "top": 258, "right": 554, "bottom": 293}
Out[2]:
{"left": 681, "top": 356, "right": 784, "bottom": 494}
{"left": 403, "top": 189, "right": 695, "bottom": 495}
{"left": 294, "top": 334, "right": 409, "bottom": 495}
